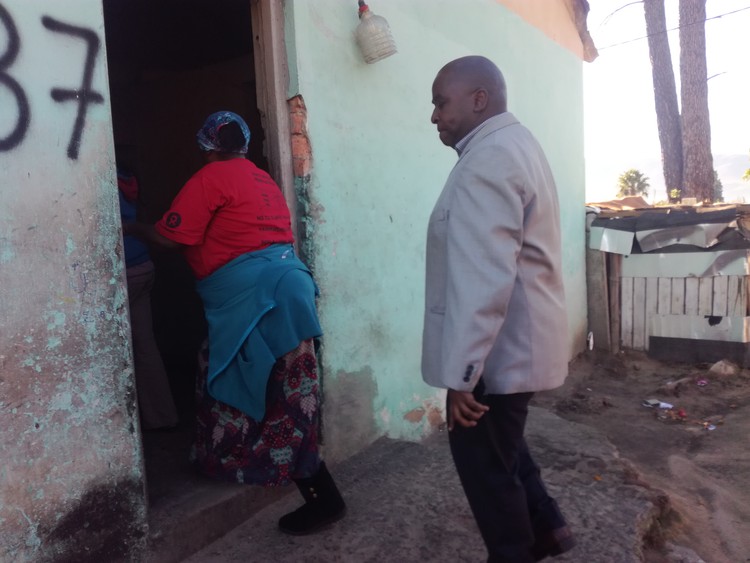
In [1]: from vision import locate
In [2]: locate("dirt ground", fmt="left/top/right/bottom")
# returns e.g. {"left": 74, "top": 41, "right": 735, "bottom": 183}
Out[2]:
{"left": 531, "top": 349, "right": 750, "bottom": 563}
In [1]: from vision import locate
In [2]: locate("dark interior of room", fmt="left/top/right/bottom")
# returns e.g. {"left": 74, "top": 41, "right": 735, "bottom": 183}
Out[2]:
{"left": 102, "top": 0, "right": 264, "bottom": 503}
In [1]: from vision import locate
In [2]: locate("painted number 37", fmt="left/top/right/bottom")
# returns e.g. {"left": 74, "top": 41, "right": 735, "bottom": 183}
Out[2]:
{"left": 0, "top": 4, "right": 103, "bottom": 160}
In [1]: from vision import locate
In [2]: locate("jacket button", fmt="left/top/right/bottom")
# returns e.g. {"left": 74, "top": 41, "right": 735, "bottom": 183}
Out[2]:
{"left": 463, "top": 364, "right": 474, "bottom": 382}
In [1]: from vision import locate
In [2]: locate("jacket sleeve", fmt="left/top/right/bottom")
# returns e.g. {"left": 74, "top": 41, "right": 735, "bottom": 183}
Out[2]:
{"left": 441, "top": 144, "right": 525, "bottom": 391}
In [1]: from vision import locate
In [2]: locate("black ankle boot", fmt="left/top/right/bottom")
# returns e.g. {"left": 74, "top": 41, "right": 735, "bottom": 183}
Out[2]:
{"left": 278, "top": 461, "right": 346, "bottom": 535}
{"left": 530, "top": 526, "right": 576, "bottom": 561}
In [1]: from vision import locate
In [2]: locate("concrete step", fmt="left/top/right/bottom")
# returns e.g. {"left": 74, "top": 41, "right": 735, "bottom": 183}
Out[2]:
{"left": 142, "top": 427, "right": 291, "bottom": 563}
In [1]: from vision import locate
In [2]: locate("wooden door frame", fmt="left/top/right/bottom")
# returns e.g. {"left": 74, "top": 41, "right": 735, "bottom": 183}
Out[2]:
{"left": 250, "top": 0, "right": 297, "bottom": 238}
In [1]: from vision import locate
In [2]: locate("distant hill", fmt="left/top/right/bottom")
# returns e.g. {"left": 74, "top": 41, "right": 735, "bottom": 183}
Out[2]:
{"left": 714, "top": 153, "right": 749, "bottom": 203}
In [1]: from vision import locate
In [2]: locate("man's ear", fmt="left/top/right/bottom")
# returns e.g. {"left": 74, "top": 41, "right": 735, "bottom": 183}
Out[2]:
{"left": 473, "top": 88, "right": 489, "bottom": 112}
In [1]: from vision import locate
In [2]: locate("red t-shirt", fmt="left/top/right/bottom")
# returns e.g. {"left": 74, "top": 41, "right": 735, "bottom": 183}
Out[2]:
{"left": 155, "top": 159, "right": 294, "bottom": 279}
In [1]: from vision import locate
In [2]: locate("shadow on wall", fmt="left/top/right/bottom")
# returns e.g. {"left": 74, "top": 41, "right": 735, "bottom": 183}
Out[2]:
{"left": 43, "top": 479, "right": 147, "bottom": 562}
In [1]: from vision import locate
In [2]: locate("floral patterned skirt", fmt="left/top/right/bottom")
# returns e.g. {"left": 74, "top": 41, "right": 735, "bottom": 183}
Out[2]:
{"left": 191, "top": 338, "right": 320, "bottom": 486}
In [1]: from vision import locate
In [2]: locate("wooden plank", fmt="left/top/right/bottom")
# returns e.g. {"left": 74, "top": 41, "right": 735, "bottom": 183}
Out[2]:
{"left": 645, "top": 277, "right": 658, "bottom": 351}
{"left": 685, "top": 278, "right": 699, "bottom": 316}
{"left": 251, "top": 0, "right": 296, "bottom": 237}
{"left": 585, "top": 248, "right": 611, "bottom": 351}
{"left": 698, "top": 277, "right": 713, "bottom": 316}
{"left": 632, "top": 278, "right": 647, "bottom": 350}
{"left": 713, "top": 276, "right": 729, "bottom": 317}
{"left": 608, "top": 254, "right": 622, "bottom": 354}
{"left": 671, "top": 277, "right": 685, "bottom": 315}
{"left": 650, "top": 314, "right": 750, "bottom": 341}
{"left": 727, "top": 275, "right": 747, "bottom": 317}
{"left": 621, "top": 277, "right": 634, "bottom": 349}
{"left": 657, "top": 277, "right": 672, "bottom": 315}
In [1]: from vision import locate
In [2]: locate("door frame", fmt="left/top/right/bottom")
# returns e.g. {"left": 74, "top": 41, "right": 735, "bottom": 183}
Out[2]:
{"left": 250, "top": 0, "right": 298, "bottom": 239}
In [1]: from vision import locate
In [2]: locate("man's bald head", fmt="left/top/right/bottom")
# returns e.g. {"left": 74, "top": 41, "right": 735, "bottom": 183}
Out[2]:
{"left": 430, "top": 56, "right": 508, "bottom": 147}
{"left": 438, "top": 56, "right": 507, "bottom": 112}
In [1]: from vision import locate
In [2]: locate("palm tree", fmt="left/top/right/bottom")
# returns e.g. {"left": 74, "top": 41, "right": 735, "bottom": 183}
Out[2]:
{"left": 617, "top": 169, "right": 650, "bottom": 197}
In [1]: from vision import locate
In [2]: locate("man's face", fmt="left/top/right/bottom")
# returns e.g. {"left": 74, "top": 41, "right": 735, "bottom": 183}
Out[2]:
{"left": 431, "top": 71, "right": 477, "bottom": 147}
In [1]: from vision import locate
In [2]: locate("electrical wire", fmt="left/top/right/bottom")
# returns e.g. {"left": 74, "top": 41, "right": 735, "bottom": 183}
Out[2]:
{"left": 598, "top": 5, "right": 750, "bottom": 50}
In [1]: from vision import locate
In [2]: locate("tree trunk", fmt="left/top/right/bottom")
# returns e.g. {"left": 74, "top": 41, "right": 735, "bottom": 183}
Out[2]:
{"left": 679, "top": 0, "right": 714, "bottom": 202}
{"left": 644, "top": 0, "right": 683, "bottom": 198}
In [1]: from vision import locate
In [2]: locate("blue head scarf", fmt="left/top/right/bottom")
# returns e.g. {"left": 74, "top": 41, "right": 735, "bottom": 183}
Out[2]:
{"left": 196, "top": 111, "right": 251, "bottom": 154}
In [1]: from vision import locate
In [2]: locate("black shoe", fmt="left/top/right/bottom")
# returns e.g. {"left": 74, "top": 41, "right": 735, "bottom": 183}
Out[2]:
{"left": 278, "top": 461, "right": 346, "bottom": 535}
{"left": 531, "top": 526, "right": 576, "bottom": 561}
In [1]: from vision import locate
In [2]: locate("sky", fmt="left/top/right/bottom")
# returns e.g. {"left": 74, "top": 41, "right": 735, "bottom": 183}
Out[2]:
{"left": 584, "top": 0, "right": 750, "bottom": 204}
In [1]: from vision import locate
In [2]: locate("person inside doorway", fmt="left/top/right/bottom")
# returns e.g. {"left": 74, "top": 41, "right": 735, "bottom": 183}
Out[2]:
{"left": 125, "top": 111, "right": 346, "bottom": 535}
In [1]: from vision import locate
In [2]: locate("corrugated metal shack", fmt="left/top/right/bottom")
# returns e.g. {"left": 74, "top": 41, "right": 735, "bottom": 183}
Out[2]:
{"left": 586, "top": 202, "right": 750, "bottom": 365}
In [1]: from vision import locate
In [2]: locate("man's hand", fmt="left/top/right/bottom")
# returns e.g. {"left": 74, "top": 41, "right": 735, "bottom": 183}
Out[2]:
{"left": 447, "top": 389, "right": 489, "bottom": 431}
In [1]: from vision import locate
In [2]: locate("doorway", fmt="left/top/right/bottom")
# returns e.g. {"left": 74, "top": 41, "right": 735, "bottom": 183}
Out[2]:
{"left": 102, "top": 0, "right": 268, "bottom": 505}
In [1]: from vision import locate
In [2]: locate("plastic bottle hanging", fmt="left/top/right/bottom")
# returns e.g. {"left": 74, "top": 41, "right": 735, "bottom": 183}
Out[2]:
{"left": 355, "top": 1, "right": 397, "bottom": 64}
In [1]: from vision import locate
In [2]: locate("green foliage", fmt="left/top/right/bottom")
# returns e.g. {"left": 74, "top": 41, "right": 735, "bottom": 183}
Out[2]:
{"left": 744, "top": 151, "right": 750, "bottom": 181}
{"left": 616, "top": 168, "right": 650, "bottom": 198}
{"left": 669, "top": 188, "right": 681, "bottom": 203}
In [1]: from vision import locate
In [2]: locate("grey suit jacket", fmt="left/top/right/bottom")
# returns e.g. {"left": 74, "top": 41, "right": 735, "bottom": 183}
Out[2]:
{"left": 422, "top": 112, "right": 569, "bottom": 394}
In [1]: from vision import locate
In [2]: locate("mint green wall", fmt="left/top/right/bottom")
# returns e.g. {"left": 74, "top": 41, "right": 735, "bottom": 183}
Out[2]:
{"left": 286, "top": 0, "right": 586, "bottom": 457}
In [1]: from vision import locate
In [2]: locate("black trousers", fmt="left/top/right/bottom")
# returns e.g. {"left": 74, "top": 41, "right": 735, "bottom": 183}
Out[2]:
{"left": 448, "top": 384, "right": 566, "bottom": 563}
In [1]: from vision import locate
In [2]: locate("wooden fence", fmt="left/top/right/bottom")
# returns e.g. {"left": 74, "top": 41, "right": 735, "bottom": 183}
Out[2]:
{"left": 620, "top": 275, "right": 749, "bottom": 350}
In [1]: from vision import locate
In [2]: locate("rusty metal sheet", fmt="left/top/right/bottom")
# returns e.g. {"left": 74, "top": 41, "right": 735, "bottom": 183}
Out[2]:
{"left": 636, "top": 221, "right": 733, "bottom": 252}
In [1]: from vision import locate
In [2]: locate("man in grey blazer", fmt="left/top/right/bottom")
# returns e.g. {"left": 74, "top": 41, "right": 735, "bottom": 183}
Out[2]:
{"left": 422, "top": 56, "right": 575, "bottom": 562}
